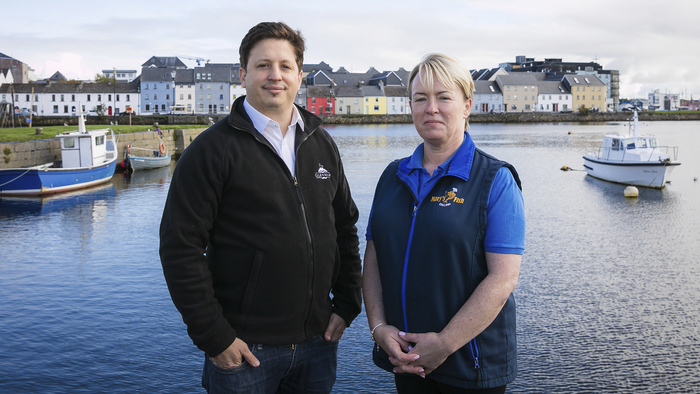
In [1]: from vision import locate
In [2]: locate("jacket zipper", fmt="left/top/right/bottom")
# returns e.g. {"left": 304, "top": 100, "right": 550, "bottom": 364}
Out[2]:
{"left": 292, "top": 129, "right": 315, "bottom": 338}
{"left": 469, "top": 338, "right": 482, "bottom": 387}
{"left": 401, "top": 201, "right": 419, "bottom": 332}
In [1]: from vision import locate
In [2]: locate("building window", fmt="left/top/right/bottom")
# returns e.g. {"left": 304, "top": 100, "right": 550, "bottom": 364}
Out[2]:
{"left": 161, "top": 104, "right": 166, "bottom": 111}
{"left": 196, "top": 73, "right": 200, "bottom": 80}
{"left": 126, "top": 94, "right": 130, "bottom": 101}
{"left": 26, "top": 94, "right": 30, "bottom": 101}
{"left": 375, "top": 98, "right": 379, "bottom": 103}
{"left": 524, "top": 86, "right": 528, "bottom": 91}
{"left": 199, "top": 103, "right": 204, "bottom": 111}
{"left": 166, "top": 84, "right": 170, "bottom": 90}
{"left": 61, "top": 94, "right": 65, "bottom": 102}
{"left": 207, "top": 84, "right": 211, "bottom": 90}
{"left": 525, "top": 104, "right": 531, "bottom": 110}
{"left": 116, "top": 95, "right": 120, "bottom": 102}
{"left": 64, "top": 105, "right": 68, "bottom": 113}
{"left": 374, "top": 105, "right": 379, "bottom": 111}
{"left": 154, "top": 94, "right": 158, "bottom": 100}
{"left": 52, "top": 94, "right": 56, "bottom": 101}
{"left": 87, "top": 94, "right": 91, "bottom": 102}
{"left": 53, "top": 105, "right": 58, "bottom": 113}
{"left": 220, "top": 84, "right": 223, "bottom": 89}
{"left": 219, "top": 94, "right": 223, "bottom": 100}
{"left": 180, "top": 94, "right": 184, "bottom": 100}
{"left": 145, "top": 94, "right": 149, "bottom": 100}
{"left": 511, "top": 104, "right": 517, "bottom": 110}
{"left": 311, "top": 106, "right": 315, "bottom": 112}
{"left": 146, "top": 104, "right": 150, "bottom": 111}
{"left": 207, "top": 94, "right": 211, "bottom": 100}
{"left": 166, "top": 94, "right": 170, "bottom": 100}
{"left": 188, "top": 94, "right": 191, "bottom": 99}
{"left": 514, "top": 95, "right": 517, "bottom": 100}
{"left": 312, "top": 98, "right": 316, "bottom": 104}
{"left": 199, "top": 94, "right": 203, "bottom": 100}
{"left": 145, "top": 84, "right": 149, "bottom": 89}
{"left": 98, "top": 94, "right": 101, "bottom": 101}
{"left": 72, "top": 95, "right": 75, "bottom": 102}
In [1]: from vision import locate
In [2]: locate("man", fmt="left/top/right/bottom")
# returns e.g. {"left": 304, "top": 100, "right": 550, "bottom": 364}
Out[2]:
{"left": 159, "top": 22, "right": 362, "bottom": 394}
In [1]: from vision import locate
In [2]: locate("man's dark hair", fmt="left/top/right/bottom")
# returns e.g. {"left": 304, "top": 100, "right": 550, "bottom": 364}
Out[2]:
{"left": 239, "top": 22, "right": 305, "bottom": 72}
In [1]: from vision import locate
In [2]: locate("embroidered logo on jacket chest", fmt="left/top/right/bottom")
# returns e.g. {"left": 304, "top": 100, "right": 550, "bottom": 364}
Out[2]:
{"left": 315, "top": 163, "right": 331, "bottom": 179}
{"left": 430, "top": 187, "right": 464, "bottom": 207}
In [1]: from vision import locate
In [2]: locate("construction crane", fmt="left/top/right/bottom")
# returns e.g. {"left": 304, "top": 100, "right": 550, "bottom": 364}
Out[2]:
{"left": 176, "top": 55, "right": 210, "bottom": 66}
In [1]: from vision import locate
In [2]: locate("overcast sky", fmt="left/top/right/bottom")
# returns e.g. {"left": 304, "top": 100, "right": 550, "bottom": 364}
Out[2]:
{"left": 2, "top": 0, "right": 698, "bottom": 99}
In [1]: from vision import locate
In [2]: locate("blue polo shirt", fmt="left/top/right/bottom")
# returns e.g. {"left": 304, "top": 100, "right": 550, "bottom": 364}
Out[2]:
{"left": 367, "top": 132, "right": 524, "bottom": 255}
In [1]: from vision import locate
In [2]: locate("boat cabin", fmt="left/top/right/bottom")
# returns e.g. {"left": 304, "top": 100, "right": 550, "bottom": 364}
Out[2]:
{"left": 57, "top": 129, "right": 113, "bottom": 168}
{"left": 601, "top": 135, "right": 668, "bottom": 163}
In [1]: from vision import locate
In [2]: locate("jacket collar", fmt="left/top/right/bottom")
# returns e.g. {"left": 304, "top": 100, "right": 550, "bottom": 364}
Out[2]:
{"left": 398, "top": 131, "right": 475, "bottom": 182}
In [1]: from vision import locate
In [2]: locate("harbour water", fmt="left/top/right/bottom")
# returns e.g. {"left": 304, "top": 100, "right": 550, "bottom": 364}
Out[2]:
{"left": 1, "top": 121, "right": 699, "bottom": 393}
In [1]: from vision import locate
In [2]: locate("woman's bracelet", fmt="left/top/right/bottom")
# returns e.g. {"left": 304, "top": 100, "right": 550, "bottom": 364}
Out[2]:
{"left": 370, "top": 323, "right": 386, "bottom": 341}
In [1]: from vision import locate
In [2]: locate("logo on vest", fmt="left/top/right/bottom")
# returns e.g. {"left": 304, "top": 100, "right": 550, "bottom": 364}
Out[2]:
{"left": 431, "top": 187, "right": 464, "bottom": 207}
{"left": 315, "top": 163, "right": 331, "bottom": 180}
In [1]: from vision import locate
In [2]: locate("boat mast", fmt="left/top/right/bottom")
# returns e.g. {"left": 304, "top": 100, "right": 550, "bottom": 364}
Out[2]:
{"left": 633, "top": 110, "right": 640, "bottom": 137}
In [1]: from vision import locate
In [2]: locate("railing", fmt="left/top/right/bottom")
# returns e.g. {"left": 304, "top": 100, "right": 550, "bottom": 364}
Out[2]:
{"left": 585, "top": 145, "right": 678, "bottom": 162}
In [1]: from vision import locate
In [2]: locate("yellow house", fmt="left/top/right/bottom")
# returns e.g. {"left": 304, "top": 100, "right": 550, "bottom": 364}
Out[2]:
{"left": 360, "top": 85, "right": 386, "bottom": 115}
{"left": 564, "top": 75, "right": 607, "bottom": 112}
{"left": 495, "top": 74, "right": 540, "bottom": 113}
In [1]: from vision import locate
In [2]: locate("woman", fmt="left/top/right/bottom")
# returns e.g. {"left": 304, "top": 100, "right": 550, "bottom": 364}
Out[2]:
{"left": 362, "top": 53, "right": 525, "bottom": 393}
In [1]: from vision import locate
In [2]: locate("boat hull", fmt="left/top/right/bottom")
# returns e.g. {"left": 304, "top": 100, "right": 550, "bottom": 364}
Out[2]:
{"left": 0, "top": 160, "right": 117, "bottom": 196}
{"left": 127, "top": 154, "right": 171, "bottom": 171}
{"left": 583, "top": 156, "right": 680, "bottom": 188}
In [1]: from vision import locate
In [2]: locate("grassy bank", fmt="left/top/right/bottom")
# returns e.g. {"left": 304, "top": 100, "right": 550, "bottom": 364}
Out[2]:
{"left": 0, "top": 124, "right": 206, "bottom": 143}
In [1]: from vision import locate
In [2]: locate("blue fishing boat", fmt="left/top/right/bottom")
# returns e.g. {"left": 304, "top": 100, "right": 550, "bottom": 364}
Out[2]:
{"left": 0, "top": 113, "right": 118, "bottom": 196}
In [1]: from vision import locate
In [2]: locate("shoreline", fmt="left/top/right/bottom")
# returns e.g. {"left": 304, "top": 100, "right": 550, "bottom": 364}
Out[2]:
{"left": 318, "top": 111, "right": 700, "bottom": 124}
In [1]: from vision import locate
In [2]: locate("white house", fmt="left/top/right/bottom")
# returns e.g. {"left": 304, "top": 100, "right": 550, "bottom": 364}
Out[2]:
{"left": 537, "top": 81, "right": 572, "bottom": 112}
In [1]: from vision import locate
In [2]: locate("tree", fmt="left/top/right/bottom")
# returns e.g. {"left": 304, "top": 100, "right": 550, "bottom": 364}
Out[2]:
{"left": 94, "top": 73, "right": 117, "bottom": 84}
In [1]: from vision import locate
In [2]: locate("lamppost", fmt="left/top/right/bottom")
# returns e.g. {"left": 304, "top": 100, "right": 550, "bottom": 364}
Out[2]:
{"left": 171, "top": 70, "right": 176, "bottom": 125}
{"left": 113, "top": 68, "right": 117, "bottom": 123}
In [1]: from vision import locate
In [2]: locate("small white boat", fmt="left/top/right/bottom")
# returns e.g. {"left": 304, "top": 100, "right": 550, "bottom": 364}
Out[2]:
{"left": 583, "top": 111, "right": 680, "bottom": 188}
{"left": 123, "top": 139, "right": 171, "bottom": 172}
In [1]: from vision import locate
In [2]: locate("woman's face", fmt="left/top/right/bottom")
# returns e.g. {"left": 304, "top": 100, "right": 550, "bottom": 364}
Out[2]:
{"left": 409, "top": 71, "right": 472, "bottom": 148}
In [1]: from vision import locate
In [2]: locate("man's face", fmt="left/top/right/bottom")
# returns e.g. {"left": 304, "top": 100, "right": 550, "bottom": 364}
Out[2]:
{"left": 239, "top": 38, "right": 302, "bottom": 120}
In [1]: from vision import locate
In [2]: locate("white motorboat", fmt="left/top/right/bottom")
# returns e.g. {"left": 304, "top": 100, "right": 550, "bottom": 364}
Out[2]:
{"left": 583, "top": 111, "right": 680, "bottom": 189}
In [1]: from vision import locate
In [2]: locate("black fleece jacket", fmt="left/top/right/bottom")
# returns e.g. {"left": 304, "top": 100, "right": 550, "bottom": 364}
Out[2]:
{"left": 160, "top": 97, "right": 362, "bottom": 357}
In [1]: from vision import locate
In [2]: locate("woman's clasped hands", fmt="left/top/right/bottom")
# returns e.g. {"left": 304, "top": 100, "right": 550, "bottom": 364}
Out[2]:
{"left": 374, "top": 325, "right": 453, "bottom": 379}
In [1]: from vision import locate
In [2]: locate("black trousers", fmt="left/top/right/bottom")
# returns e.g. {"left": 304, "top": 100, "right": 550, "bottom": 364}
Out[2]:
{"left": 394, "top": 374, "right": 506, "bottom": 394}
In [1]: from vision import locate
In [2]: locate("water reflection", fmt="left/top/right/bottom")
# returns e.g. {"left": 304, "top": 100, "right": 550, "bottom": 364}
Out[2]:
{"left": 1, "top": 122, "right": 699, "bottom": 393}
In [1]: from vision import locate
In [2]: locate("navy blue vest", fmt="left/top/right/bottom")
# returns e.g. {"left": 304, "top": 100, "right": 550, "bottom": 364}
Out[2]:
{"left": 370, "top": 148, "right": 521, "bottom": 389}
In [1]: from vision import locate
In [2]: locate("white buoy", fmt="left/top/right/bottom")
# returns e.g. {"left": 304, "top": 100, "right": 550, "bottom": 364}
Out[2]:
{"left": 624, "top": 186, "right": 639, "bottom": 198}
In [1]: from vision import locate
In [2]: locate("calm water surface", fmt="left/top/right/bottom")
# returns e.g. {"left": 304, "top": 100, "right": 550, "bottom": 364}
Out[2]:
{"left": 1, "top": 121, "right": 699, "bottom": 393}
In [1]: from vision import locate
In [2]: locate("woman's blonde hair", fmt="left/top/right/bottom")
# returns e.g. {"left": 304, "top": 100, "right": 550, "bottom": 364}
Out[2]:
{"left": 408, "top": 53, "right": 475, "bottom": 128}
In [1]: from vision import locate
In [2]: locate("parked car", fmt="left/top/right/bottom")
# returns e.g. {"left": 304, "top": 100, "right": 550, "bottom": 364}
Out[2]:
{"left": 15, "top": 108, "right": 38, "bottom": 117}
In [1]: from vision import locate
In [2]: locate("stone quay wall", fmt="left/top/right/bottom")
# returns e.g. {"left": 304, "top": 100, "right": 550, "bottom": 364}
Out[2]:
{"left": 0, "top": 128, "right": 206, "bottom": 169}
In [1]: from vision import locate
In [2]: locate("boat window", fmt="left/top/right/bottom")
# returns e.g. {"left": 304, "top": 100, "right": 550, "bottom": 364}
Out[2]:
{"left": 649, "top": 139, "right": 657, "bottom": 148}
{"left": 637, "top": 138, "right": 648, "bottom": 149}
{"left": 625, "top": 139, "right": 636, "bottom": 150}
{"left": 95, "top": 135, "right": 105, "bottom": 146}
{"left": 63, "top": 138, "right": 75, "bottom": 148}
{"left": 611, "top": 139, "right": 621, "bottom": 151}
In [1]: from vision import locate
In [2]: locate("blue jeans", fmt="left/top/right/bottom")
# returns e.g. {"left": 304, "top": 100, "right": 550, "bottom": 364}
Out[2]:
{"left": 202, "top": 335, "right": 339, "bottom": 394}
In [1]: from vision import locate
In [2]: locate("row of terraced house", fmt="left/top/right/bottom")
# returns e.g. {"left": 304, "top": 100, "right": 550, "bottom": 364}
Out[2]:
{"left": 1, "top": 53, "right": 618, "bottom": 118}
